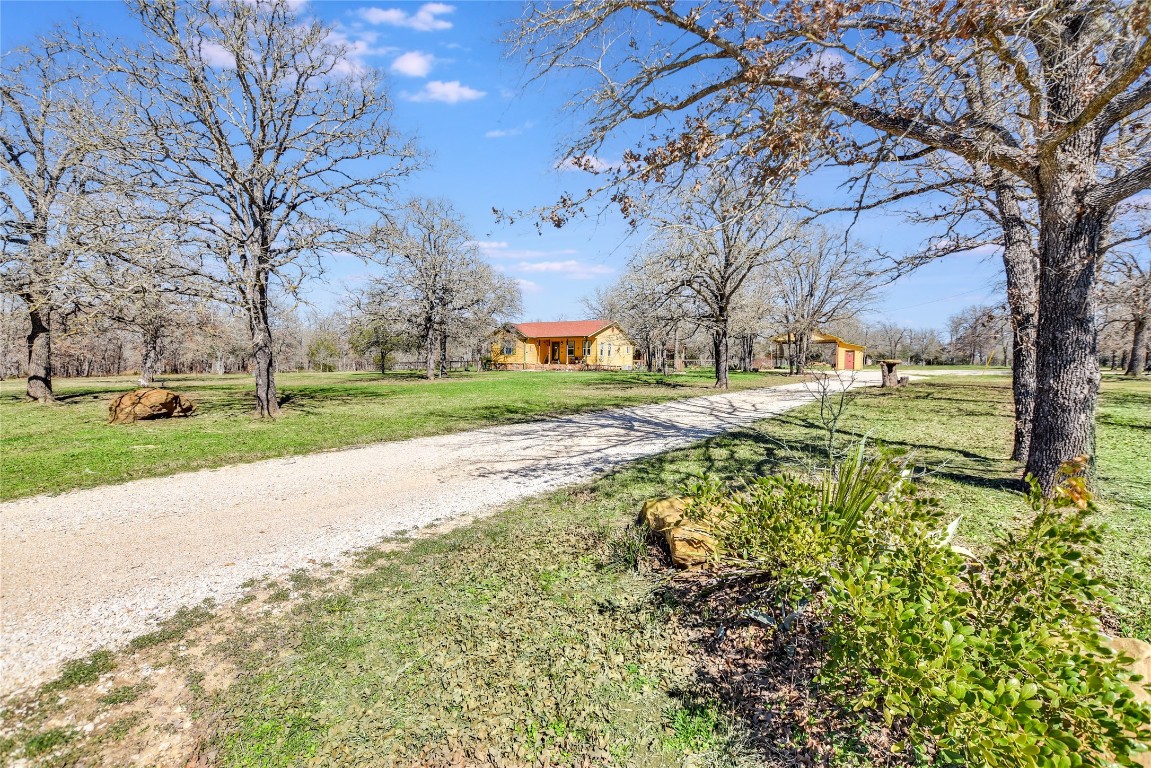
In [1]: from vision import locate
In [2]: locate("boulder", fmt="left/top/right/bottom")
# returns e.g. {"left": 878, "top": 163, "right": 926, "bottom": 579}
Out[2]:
{"left": 108, "top": 388, "right": 195, "bottom": 425}
{"left": 665, "top": 522, "right": 718, "bottom": 569}
{"left": 640, "top": 496, "right": 690, "bottom": 531}
{"left": 640, "top": 497, "right": 719, "bottom": 569}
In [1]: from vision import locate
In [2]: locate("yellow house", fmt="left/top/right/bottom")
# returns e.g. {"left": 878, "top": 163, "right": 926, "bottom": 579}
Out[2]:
{"left": 771, "top": 331, "right": 866, "bottom": 371}
{"left": 491, "top": 320, "right": 635, "bottom": 370}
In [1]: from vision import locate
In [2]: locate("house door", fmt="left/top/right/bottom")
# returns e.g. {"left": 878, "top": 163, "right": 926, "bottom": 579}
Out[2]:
{"left": 844, "top": 350, "right": 855, "bottom": 370}
{"left": 552, "top": 342, "right": 562, "bottom": 364}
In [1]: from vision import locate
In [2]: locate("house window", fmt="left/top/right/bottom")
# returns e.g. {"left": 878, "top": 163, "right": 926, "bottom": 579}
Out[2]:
{"left": 584, "top": 340, "right": 591, "bottom": 357}
{"left": 567, "top": 340, "right": 575, "bottom": 359}
{"left": 599, "top": 342, "right": 604, "bottom": 358}
{"left": 607, "top": 343, "right": 613, "bottom": 357}
{"left": 501, "top": 340, "right": 515, "bottom": 355}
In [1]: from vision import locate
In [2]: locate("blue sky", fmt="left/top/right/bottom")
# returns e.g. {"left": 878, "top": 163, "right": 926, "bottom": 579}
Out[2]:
{"left": 1, "top": 0, "right": 1005, "bottom": 329}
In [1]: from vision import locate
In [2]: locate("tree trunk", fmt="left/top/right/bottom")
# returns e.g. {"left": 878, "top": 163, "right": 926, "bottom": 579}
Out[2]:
{"left": 438, "top": 324, "right": 449, "bottom": 377}
{"left": 1126, "top": 315, "right": 1147, "bottom": 376}
{"left": 994, "top": 177, "right": 1040, "bottom": 462}
{"left": 139, "top": 329, "right": 163, "bottom": 386}
{"left": 1025, "top": 189, "right": 1103, "bottom": 494}
{"left": 25, "top": 302, "right": 53, "bottom": 402}
{"left": 794, "top": 330, "right": 811, "bottom": 375}
{"left": 425, "top": 323, "right": 436, "bottom": 381}
{"left": 248, "top": 277, "right": 280, "bottom": 418}
{"left": 713, "top": 321, "right": 730, "bottom": 389}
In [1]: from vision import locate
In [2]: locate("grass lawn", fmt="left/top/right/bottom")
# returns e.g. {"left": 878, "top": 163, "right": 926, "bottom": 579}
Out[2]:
{"left": 0, "top": 369, "right": 785, "bottom": 500}
{"left": 3, "top": 375, "right": 1148, "bottom": 767}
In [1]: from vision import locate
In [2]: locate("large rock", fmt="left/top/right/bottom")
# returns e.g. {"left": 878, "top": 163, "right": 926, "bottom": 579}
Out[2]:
{"left": 108, "top": 388, "right": 195, "bottom": 425}
{"left": 641, "top": 497, "right": 690, "bottom": 531}
{"left": 664, "top": 522, "right": 718, "bottom": 569}
{"left": 640, "top": 497, "right": 719, "bottom": 569}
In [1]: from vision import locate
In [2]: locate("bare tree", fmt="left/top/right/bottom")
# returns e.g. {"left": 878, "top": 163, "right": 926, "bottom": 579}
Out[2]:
{"left": 94, "top": 0, "right": 418, "bottom": 416}
{"left": 948, "top": 305, "right": 1010, "bottom": 366}
{"left": 360, "top": 198, "right": 521, "bottom": 380}
{"left": 874, "top": 321, "right": 908, "bottom": 361}
{"left": 1100, "top": 244, "right": 1151, "bottom": 377}
{"left": 0, "top": 37, "right": 102, "bottom": 402}
{"left": 584, "top": 256, "right": 693, "bottom": 373}
{"left": 645, "top": 179, "right": 794, "bottom": 388}
{"left": 91, "top": 267, "right": 198, "bottom": 386}
{"left": 770, "top": 227, "right": 879, "bottom": 374}
{"left": 511, "top": 0, "right": 1151, "bottom": 491}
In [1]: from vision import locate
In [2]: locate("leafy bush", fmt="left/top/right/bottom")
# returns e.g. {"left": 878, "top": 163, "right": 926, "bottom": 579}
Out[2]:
{"left": 703, "top": 449, "right": 1151, "bottom": 766}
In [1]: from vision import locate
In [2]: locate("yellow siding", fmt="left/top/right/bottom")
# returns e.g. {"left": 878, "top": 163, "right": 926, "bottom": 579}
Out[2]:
{"left": 490, "top": 324, "right": 636, "bottom": 369}
{"left": 589, "top": 326, "right": 633, "bottom": 368}
{"left": 491, "top": 337, "right": 537, "bottom": 366}
{"left": 835, "top": 345, "right": 864, "bottom": 371}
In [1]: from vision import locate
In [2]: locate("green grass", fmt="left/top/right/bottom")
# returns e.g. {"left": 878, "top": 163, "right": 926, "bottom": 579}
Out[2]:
{"left": 7, "top": 375, "right": 1146, "bottom": 767}
{"left": 205, "top": 482, "right": 726, "bottom": 767}
{"left": 194, "top": 378, "right": 1149, "bottom": 766}
{"left": 714, "top": 374, "right": 1151, "bottom": 639}
{"left": 0, "top": 369, "right": 785, "bottom": 500}
{"left": 42, "top": 650, "right": 116, "bottom": 693}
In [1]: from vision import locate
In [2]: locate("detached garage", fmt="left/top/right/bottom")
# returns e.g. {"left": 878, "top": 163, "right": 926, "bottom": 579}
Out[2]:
{"left": 771, "top": 331, "right": 866, "bottom": 371}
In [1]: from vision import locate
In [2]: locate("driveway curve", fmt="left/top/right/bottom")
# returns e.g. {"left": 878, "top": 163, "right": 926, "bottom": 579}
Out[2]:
{"left": 1, "top": 374, "right": 879, "bottom": 694}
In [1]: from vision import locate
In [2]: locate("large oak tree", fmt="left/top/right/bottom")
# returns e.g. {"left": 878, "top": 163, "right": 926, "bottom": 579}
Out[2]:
{"left": 512, "top": 0, "right": 1151, "bottom": 491}
{"left": 0, "top": 38, "right": 100, "bottom": 402}
{"left": 101, "top": 0, "right": 417, "bottom": 416}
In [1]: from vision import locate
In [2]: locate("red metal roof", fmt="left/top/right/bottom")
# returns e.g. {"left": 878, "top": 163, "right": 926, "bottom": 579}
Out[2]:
{"left": 514, "top": 320, "right": 614, "bottom": 338}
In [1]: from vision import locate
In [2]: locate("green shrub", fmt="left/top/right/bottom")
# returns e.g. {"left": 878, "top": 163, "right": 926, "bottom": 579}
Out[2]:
{"left": 705, "top": 449, "right": 1151, "bottom": 766}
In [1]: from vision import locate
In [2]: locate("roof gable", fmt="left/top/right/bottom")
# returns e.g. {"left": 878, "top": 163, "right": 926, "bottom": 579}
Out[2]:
{"left": 513, "top": 320, "right": 616, "bottom": 338}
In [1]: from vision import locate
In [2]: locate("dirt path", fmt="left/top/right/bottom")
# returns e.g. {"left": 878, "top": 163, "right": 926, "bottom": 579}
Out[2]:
{"left": 0, "top": 375, "right": 880, "bottom": 694}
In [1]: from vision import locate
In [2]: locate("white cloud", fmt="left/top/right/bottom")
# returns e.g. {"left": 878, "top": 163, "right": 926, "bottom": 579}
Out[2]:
{"left": 391, "top": 51, "right": 434, "bottom": 77}
{"left": 516, "top": 260, "right": 614, "bottom": 279}
{"left": 485, "top": 121, "right": 534, "bottom": 139}
{"left": 321, "top": 27, "right": 398, "bottom": 77}
{"left": 515, "top": 278, "right": 542, "bottom": 293}
{"left": 405, "top": 80, "right": 485, "bottom": 103}
{"left": 555, "top": 156, "right": 618, "bottom": 173}
{"left": 470, "top": 241, "right": 578, "bottom": 260}
{"left": 357, "top": 3, "right": 454, "bottom": 31}
{"left": 200, "top": 41, "right": 235, "bottom": 68}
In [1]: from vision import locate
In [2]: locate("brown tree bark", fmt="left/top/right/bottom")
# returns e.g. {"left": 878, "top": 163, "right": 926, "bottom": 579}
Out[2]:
{"left": 713, "top": 324, "right": 730, "bottom": 389}
{"left": 248, "top": 276, "right": 280, "bottom": 418}
{"left": 139, "top": 329, "right": 163, "bottom": 387}
{"left": 993, "top": 177, "right": 1040, "bottom": 462}
{"left": 1126, "top": 315, "right": 1147, "bottom": 376}
{"left": 1025, "top": 139, "right": 1104, "bottom": 493}
{"left": 25, "top": 302, "right": 53, "bottom": 402}
{"left": 438, "top": 320, "right": 449, "bottom": 377}
{"left": 425, "top": 322, "right": 436, "bottom": 381}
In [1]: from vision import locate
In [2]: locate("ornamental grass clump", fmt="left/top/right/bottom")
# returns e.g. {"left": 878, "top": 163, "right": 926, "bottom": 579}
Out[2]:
{"left": 703, "top": 449, "right": 1151, "bottom": 767}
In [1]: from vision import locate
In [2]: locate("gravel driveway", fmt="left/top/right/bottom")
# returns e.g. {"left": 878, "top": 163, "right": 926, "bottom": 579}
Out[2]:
{"left": 0, "top": 375, "right": 878, "bottom": 694}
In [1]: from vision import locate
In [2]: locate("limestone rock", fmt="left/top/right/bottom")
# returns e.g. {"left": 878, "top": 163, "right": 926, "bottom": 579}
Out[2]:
{"left": 640, "top": 497, "right": 719, "bottom": 569}
{"left": 108, "top": 388, "right": 195, "bottom": 425}
{"left": 665, "top": 522, "right": 718, "bottom": 569}
{"left": 640, "top": 496, "right": 690, "bottom": 532}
